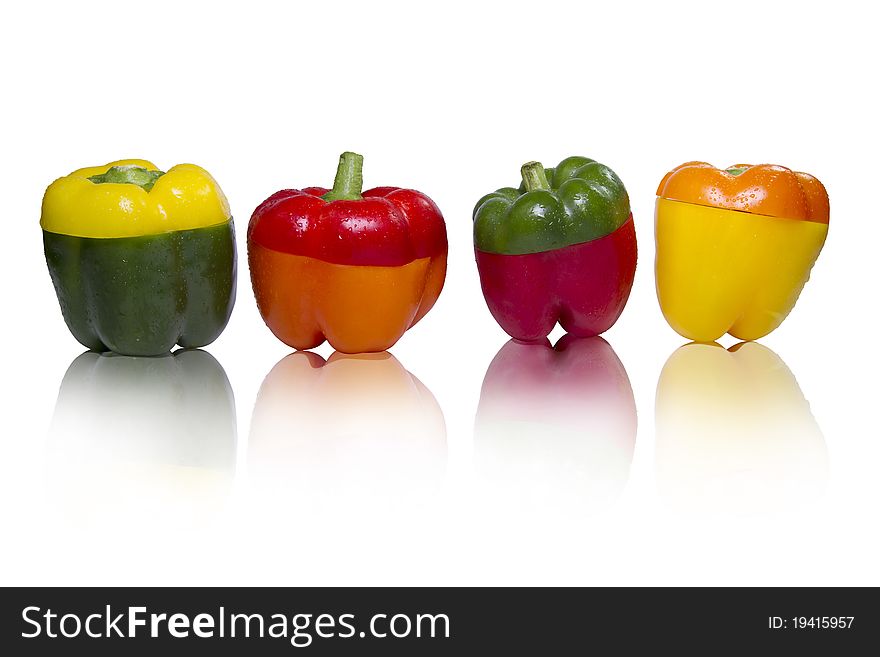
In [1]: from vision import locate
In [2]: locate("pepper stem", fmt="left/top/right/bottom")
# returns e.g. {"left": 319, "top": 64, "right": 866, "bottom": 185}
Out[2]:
{"left": 323, "top": 151, "right": 365, "bottom": 201}
{"left": 88, "top": 165, "right": 165, "bottom": 192}
{"left": 521, "top": 161, "right": 550, "bottom": 192}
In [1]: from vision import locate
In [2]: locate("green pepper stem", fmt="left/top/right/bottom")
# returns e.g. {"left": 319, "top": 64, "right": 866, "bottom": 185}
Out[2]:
{"left": 521, "top": 161, "right": 550, "bottom": 192}
{"left": 88, "top": 165, "right": 165, "bottom": 192}
{"left": 323, "top": 152, "right": 365, "bottom": 201}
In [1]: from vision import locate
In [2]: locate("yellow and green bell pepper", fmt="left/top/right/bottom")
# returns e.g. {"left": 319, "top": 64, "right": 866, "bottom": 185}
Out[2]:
{"left": 41, "top": 160, "right": 237, "bottom": 356}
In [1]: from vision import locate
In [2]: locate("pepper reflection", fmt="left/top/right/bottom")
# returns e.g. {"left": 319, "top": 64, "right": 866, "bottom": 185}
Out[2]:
{"left": 47, "top": 349, "right": 237, "bottom": 520}
{"left": 248, "top": 351, "right": 447, "bottom": 508}
{"left": 655, "top": 342, "right": 827, "bottom": 512}
{"left": 474, "top": 336, "right": 637, "bottom": 512}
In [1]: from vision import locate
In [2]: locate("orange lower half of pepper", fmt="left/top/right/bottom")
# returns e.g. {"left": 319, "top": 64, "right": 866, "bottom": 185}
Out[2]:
{"left": 248, "top": 243, "right": 446, "bottom": 353}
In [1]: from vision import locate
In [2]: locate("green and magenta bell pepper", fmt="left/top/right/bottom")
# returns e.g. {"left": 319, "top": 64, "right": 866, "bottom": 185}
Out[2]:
{"left": 473, "top": 156, "right": 637, "bottom": 342}
{"left": 41, "top": 160, "right": 236, "bottom": 356}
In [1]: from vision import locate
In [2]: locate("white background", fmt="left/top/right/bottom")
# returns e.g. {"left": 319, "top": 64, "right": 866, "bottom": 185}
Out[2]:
{"left": 1, "top": 0, "right": 878, "bottom": 586}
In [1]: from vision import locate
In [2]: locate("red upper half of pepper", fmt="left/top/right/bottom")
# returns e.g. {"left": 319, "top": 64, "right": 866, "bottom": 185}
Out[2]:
{"left": 248, "top": 154, "right": 446, "bottom": 267}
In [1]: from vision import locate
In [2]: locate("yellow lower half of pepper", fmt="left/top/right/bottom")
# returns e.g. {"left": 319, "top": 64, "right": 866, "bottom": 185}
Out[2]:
{"left": 655, "top": 198, "right": 828, "bottom": 342}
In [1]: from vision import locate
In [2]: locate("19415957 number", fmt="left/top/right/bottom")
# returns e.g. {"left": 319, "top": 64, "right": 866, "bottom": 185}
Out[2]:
{"left": 769, "top": 616, "right": 854, "bottom": 630}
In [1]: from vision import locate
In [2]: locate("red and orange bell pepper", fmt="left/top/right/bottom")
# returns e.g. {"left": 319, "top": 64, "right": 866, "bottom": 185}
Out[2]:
{"left": 247, "top": 152, "right": 447, "bottom": 353}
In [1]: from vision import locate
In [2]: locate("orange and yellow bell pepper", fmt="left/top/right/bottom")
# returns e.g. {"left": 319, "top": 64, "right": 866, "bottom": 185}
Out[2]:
{"left": 655, "top": 162, "right": 829, "bottom": 342}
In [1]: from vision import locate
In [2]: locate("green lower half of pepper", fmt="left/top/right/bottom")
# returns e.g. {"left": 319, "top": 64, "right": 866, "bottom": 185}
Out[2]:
{"left": 44, "top": 222, "right": 237, "bottom": 356}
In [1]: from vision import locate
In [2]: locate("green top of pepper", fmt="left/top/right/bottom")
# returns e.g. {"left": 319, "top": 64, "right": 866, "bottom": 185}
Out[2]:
{"left": 473, "top": 156, "right": 631, "bottom": 255}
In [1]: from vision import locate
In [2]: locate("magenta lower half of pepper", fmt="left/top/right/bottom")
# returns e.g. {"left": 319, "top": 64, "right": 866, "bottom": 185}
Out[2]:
{"left": 474, "top": 215, "right": 637, "bottom": 342}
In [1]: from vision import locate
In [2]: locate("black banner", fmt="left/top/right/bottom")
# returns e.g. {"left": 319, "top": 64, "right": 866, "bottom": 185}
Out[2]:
{"left": 1, "top": 587, "right": 875, "bottom": 654}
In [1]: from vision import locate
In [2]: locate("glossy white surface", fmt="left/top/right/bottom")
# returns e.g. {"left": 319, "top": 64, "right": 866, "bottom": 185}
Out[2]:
{"left": 1, "top": 0, "right": 877, "bottom": 586}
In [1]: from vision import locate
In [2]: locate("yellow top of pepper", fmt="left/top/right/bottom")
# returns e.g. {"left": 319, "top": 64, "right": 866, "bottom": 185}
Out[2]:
{"left": 41, "top": 159, "right": 231, "bottom": 238}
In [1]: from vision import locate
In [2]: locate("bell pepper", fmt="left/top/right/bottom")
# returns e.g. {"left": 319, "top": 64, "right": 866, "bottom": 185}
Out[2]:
{"left": 655, "top": 162, "right": 829, "bottom": 342}
{"left": 41, "top": 159, "right": 237, "bottom": 357}
{"left": 473, "top": 156, "right": 637, "bottom": 342}
{"left": 474, "top": 336, "right": 636, "bottom": 506}
{"left": 247, "top": 152, "right": 447, "bottom": 354}
{"left": 655, "top": 341, "right": 826, "bottom": 510}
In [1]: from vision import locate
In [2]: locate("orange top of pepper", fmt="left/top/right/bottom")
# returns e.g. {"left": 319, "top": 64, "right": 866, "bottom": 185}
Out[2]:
{"left": 656, "top": 162, "right": 829, "bottom": 224}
